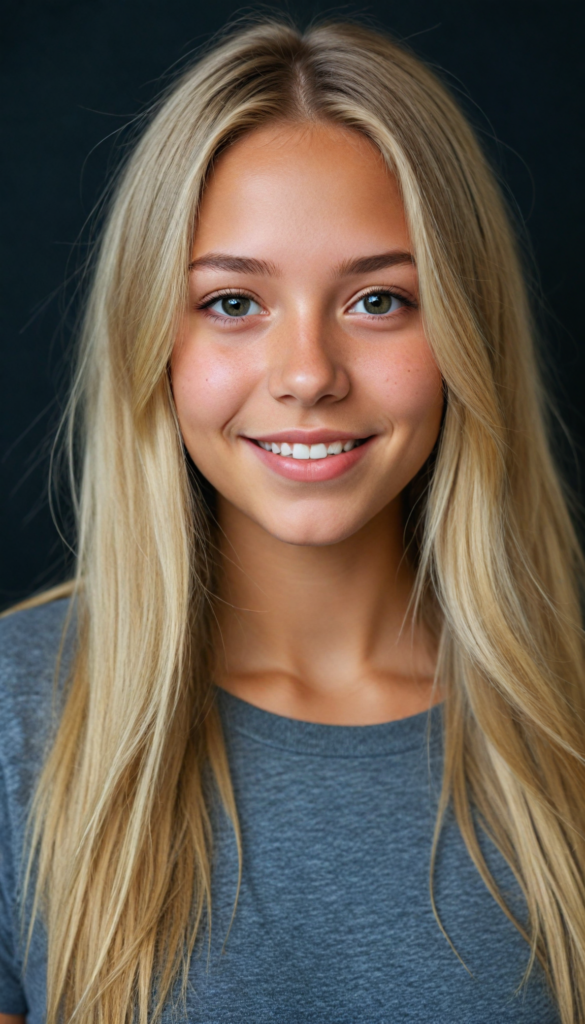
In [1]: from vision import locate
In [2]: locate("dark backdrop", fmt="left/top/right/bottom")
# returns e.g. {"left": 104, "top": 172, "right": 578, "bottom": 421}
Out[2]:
{"left": 1, "top": 0, "right": 584, "bottom": 609}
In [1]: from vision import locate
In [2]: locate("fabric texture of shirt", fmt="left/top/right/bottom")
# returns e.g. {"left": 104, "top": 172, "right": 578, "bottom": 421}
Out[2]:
{"left": 0, "top": 598, "right": 558, "bottom": 1022}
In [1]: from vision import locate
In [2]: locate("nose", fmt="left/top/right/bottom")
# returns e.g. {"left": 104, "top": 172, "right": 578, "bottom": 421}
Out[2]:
{"left": 268, "top": 313, "right": 350, "bottom": 408}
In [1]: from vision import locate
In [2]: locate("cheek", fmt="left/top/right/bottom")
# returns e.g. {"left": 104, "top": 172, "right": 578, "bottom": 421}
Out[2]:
{"left": 171, "top": 336, "right": 251, "bottom": 442}
{"left": 363, "top": 337, "right": 444, "bottom": 430}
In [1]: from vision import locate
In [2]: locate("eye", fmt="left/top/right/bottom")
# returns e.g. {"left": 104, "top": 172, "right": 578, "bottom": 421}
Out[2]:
{"left": 207, "top": 294, "right": 262, "bottom": 318}
{"left": 350, "top": 291, "right": 406, "bottom": 316}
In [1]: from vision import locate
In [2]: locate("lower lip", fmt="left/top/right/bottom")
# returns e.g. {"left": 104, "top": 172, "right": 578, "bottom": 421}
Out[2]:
{"left": 244, "top": 437, "right": 375, "bottom": 481}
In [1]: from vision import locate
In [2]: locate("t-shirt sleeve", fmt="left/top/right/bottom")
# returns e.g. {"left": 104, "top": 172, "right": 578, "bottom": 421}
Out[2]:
{"left": 0, "top": 759, "right": 28, "bottom": 1015}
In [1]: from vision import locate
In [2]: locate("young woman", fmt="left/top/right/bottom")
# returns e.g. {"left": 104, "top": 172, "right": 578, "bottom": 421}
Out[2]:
{"left": 1, "top": 19, "right": 584, "bottom": 1024}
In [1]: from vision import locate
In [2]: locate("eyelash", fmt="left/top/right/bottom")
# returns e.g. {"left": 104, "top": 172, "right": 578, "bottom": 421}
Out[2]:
{"left": 196, "top": 287, "right": 417, "bottom": 321}
{"left": 350, "top": 288, "right": 417, "bottom": 319}
{"left": 196, "top": 288, "right": 261, "bottom": 321}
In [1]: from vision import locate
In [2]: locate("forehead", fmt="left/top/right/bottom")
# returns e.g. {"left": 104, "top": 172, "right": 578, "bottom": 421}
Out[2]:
{"left": 193, "top": 122, "right": 411, "bottom": 261}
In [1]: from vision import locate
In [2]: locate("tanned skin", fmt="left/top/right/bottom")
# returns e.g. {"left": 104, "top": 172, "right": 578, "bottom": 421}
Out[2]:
{"left": 173, "top": 122, "right": 444, "bottom": 725}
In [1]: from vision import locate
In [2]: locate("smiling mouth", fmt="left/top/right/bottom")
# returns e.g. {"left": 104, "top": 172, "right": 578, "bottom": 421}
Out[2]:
{"left": 251, "top": 438, "right": 371, "bottom": 460}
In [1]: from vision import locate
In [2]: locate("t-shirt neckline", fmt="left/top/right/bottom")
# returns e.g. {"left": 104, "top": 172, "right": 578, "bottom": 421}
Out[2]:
{"left": 215, "top": 686, "right": 443, "bottom": 759}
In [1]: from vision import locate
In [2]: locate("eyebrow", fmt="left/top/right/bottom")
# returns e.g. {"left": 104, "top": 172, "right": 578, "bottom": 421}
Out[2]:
{"left": 335, "top": 250, "right": 415, "bottom": 275}
{"left": 188, "top": 249, "right": 415, "bottom": 276}
{"left": 188, "top": 253, "right": 278, "bottom": 275}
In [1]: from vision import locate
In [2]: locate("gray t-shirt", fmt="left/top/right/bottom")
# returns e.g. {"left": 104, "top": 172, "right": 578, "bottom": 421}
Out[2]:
{"left": 0, "top": 599, "right": 558, "bottom": 1022}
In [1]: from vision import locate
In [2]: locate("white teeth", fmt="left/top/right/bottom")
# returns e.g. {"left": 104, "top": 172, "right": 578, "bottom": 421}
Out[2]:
{"left": 256, "top": 438, "right": 363, "bottom": 457}
{"left": 292, "top": 443, "right": 310, "bottom": 460}
{"left": 309, "top": 444, "right": 328, "bottom": 460}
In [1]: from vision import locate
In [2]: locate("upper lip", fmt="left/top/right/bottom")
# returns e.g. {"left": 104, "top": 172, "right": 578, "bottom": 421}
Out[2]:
{"left": 244, "top": 429, "right": 372, "bottom": 445}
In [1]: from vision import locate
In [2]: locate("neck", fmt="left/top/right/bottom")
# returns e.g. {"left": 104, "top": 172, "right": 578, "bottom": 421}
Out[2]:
{"left": 213, "top": 497, "right": 439, "bottom": 724}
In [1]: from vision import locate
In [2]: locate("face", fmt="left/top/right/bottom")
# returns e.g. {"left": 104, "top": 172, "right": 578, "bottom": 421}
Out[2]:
{"left": 172, "top": 123, "right": 443, "bottom": 546}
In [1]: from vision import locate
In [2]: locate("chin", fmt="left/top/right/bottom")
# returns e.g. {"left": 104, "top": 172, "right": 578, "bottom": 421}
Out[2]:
{"left": 259, "top": 508, "right": 367, "bottom": 548}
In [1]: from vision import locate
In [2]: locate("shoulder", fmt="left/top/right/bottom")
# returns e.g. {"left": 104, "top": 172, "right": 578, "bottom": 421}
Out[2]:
{"left": 0, "top": 593, "right": 72, "bottom": 657}
{"left": 0, "top": 596, "right": 73, "bottom": 676}
{"left": 0, "top": 596, "right": 73, "bottom": 710}
{"left": 0, "top": 598, "right": 75, "bottom": 803}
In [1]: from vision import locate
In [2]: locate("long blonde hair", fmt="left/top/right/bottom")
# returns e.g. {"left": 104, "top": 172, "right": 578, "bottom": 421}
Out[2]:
{"left": 20, "top": 18, "right": 585, "bottom": 1023}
